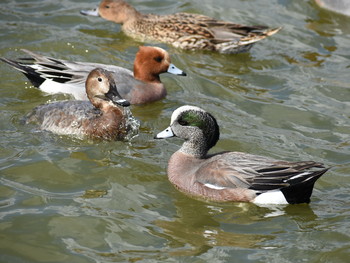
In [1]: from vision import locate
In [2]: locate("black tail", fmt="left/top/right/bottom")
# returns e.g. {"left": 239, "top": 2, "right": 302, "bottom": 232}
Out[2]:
{"left": 0, "top": 57, "right": 45, "bottom": 87}
{"left": 281, "top": 168, "right": 328, "bottom": 204}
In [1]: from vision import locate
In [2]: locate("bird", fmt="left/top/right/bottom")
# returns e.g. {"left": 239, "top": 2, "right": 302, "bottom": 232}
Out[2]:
{"left": 80, "top": 0, "right": 281, "bottom": 54}
{"left": 0, "top": 46, "right": 186, "bottom": 104}
{"left": 155, "top": 105, "right": 329, "bottom": 204}
{"left": 25, "top": 68, "right": 139, "bottom": 141}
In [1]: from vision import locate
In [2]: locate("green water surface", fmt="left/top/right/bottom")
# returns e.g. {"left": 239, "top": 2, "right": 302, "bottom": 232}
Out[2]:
{"left": 0, "top": 0, "right": 349, "bottom": 262}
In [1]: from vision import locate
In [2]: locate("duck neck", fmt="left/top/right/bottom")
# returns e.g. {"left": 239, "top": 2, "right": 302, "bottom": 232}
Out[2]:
{"left": 179, "top": 139, "right": 209, "bottom": 159}
{"left": 119, "top": 3, "right": 142, "bottom": 24}
{"left": 134, "top": 67, "right": 161, "bottom": 83}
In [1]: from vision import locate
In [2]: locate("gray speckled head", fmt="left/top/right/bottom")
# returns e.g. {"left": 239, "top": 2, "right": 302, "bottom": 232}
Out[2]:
{"left": 164, "top": 105, "right": 220, "bottom": 157}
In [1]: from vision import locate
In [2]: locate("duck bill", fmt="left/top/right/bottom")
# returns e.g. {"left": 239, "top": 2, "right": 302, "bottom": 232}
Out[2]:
{"left": 167, "top": 64, "right": 187, "bottom": 76}
{"left": 155, "top": 127, "right": 174, "bottom": 139}
{"left": 80, "top": 7, "right": 100, "bottom": 17}
{"left": 105, "top": 84, "right": 130, "bottom": 107}
{"left": 112, "top": 98, "right": 130, "bottom": 107}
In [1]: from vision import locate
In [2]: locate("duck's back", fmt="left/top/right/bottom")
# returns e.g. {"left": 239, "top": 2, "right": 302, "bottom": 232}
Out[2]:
{"left": 124, "top": 12, "right": 279, "bottom": 53}
{"left": 25, "top": 101, "right": 100, "bottom": 137}
{"left": 127, "top": 13, "right": 213, "bottom": 41}
{"left": 23, "top": 57, "right": 135, "bottom": 101}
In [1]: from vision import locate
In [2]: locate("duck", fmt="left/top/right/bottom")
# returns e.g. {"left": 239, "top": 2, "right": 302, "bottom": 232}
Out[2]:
{"left": 315, "top": 0, "right": 350, "bottom": 16}
{"left": 80, "top": 0, "right": 281, "bottom": 54}
{"left": 0, "top": 46, "right": 186, "bottom": 104}
{"left": 155, "top": 105, "right": 329, "bottom": 204}
{"left": 25, "top": 68, "right": 139, "bottom": 141}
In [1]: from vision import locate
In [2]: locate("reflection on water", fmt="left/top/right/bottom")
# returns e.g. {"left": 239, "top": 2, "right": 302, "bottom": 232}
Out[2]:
{"left": 0, "top": 0, "right": 350, "bottom": 262}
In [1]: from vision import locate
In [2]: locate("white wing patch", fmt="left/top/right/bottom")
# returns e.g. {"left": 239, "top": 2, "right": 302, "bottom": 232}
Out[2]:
{"left": 204, "top": 183, "right": 227, "bottom": 190}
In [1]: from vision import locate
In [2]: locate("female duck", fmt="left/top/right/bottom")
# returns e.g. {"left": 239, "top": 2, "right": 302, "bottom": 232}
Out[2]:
{"left": 155, "top": 106, "right": 329, "bottom": 204}
{"left": 81, "top": 0, "right": 281, "bottom": 54}
{"left": 25, "top": 68, "right": 138, "bottom": 141}
{"left": 1, "top": 46, "right": 186, "bottom": 104}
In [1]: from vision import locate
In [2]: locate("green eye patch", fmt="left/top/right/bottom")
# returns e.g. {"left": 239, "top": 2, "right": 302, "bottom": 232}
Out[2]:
{"left": 180, "top": 111, "right": 205, "bottom": 128}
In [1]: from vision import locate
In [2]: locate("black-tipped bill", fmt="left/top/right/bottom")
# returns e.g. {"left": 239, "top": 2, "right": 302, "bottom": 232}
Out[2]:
{"left": 105, "top": 83, "right": 130, "bottom": 107}
{"left": 167, "top": 64, "right": 186, "bottom": 76}
{"left": 114, "top": 99, "right": 130, "bottom": 107}
{"left": 154, "top": 126, "right": 174, "bottom": 139}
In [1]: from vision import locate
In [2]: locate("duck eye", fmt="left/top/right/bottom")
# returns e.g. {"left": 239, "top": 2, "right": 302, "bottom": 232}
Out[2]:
{"left": 178, "top": 119, "right": 189, "bottom": 126}
{"left": 154, "top": 56, "right": 163, "bottom": 63}
{"left": 97, "top": 77, "right": 103, "bottom": 82}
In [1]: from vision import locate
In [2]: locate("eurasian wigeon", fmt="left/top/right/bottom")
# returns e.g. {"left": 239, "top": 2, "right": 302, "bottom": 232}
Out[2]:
{"left": 81, "top": 0, "right": 281, "bottom": 54}
{"left": 25, "top": 68, "right": 139, "bottom": 141}
{"left": 155, "top": 105, "right": 329, "bottom": 204}
{"left": 1, "top": 46, "right": 186, "bottom": 104}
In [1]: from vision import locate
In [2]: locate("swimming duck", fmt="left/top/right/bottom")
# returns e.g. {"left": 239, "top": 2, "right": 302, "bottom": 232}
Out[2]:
{"left": 25, "top": 68, "right": 138, "bottom": 141}
{"left": 155, "top": 105, "right": 329, "bottom": 204}
{"left": 81, "top": 0, "right": 281, "bottom": 54}
{"left": 315, "top": 0, "right": 350, "bottom": 16}
{"left": 1, "top": 46, "right": 186, "bottom": 104}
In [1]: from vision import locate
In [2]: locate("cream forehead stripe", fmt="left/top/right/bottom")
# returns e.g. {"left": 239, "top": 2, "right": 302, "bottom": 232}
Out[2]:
{"left": 170, "top": 105, "right": 206, "bottom": 124}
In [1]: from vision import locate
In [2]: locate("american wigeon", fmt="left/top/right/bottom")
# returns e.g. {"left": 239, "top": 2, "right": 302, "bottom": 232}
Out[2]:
{"left": 155, "top": 105, "right": 329, "bottom": 204}
{"left": 80, "top": 0, "right": 281, "bottom": 54}
{"left": 1, "top": 46, "right": 186, "bottom": 104}
{"left": 25, "top": 68, "right": 139, "bottom": 141}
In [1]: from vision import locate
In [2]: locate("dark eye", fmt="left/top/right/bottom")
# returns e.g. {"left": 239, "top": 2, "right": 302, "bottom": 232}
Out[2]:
{"left": 178, "top": 119, "right": 189, "bottom": 126}
{"left": 154, "top": 56, "right": 162, "bottom": 63}
{"left": 98, "top": 77, "right": 102, "bottom": 82}
{"left": 105, "top": 5, "right": 110, "bottom": 8}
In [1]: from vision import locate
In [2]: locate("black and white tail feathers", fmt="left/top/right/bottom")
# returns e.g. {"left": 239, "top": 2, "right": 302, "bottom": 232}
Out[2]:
{"left": 0, "top": 49, "right": 76, "bottom": 87}
{"left": 252, "top": 161, "right": 328, "bottom": 204}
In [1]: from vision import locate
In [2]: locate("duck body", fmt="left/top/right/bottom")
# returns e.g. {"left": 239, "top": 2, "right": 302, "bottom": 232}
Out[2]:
{"left": 25, "top": 68, "right": 138, "bottom": 141}
{"left": 26, "top": 100, "right": 132, "bottom": 141}
{"left": 155, "top": 106, "right": 329, "bottom": 204}
{"left": 81, "top": 0, "right": 281, "bottom": 54}
{"left": 1, "top": 46, "right": 186, "bottom": 104}
{"left": 124, "top": 13, "right": 280, "bottom": 54}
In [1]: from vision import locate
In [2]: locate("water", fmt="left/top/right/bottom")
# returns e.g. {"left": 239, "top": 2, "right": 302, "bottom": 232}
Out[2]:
{"left": 0, "top": 0, "right": 349, "bottom": 262}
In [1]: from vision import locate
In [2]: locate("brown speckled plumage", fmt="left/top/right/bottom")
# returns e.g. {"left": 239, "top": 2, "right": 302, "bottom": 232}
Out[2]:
{"left": 81, "top": 0, "right": 281, "bottom": 53}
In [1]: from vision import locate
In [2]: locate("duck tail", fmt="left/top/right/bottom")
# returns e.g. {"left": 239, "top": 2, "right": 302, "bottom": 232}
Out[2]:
{"left": 281, "top": 168, "right": 329, "bottom": 204}
{"left": 239, "top": 27, "right": 282, "bottom": 45}
{"left": 263, "top": 27, "right": 282, "bottom": 37}
{"left": 0, "top": 56, "right": 45, "bottom": 87}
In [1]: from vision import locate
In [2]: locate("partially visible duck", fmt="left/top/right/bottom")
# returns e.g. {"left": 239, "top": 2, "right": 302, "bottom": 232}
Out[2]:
{"left": 25, "top": 68, "right": 139, "bottom": 141}
{"left": 155, "top": 105, "right": 329, "bottom": 204}
{"left": 81, "top": 0, "right": 281, "bottom": 54}
{"left": 1, "top": 46, "right": 186, "bottom": 104}
{"left": 315, "top": 0, "right": 350, "bottom": 16}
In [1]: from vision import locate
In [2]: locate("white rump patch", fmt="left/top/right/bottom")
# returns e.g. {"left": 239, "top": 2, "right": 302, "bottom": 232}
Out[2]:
{"left": 253, "top": 190, "right": 288, "bottom": 205}
{"left": 204, "top": 183, "right": 226, "bottom": 190}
